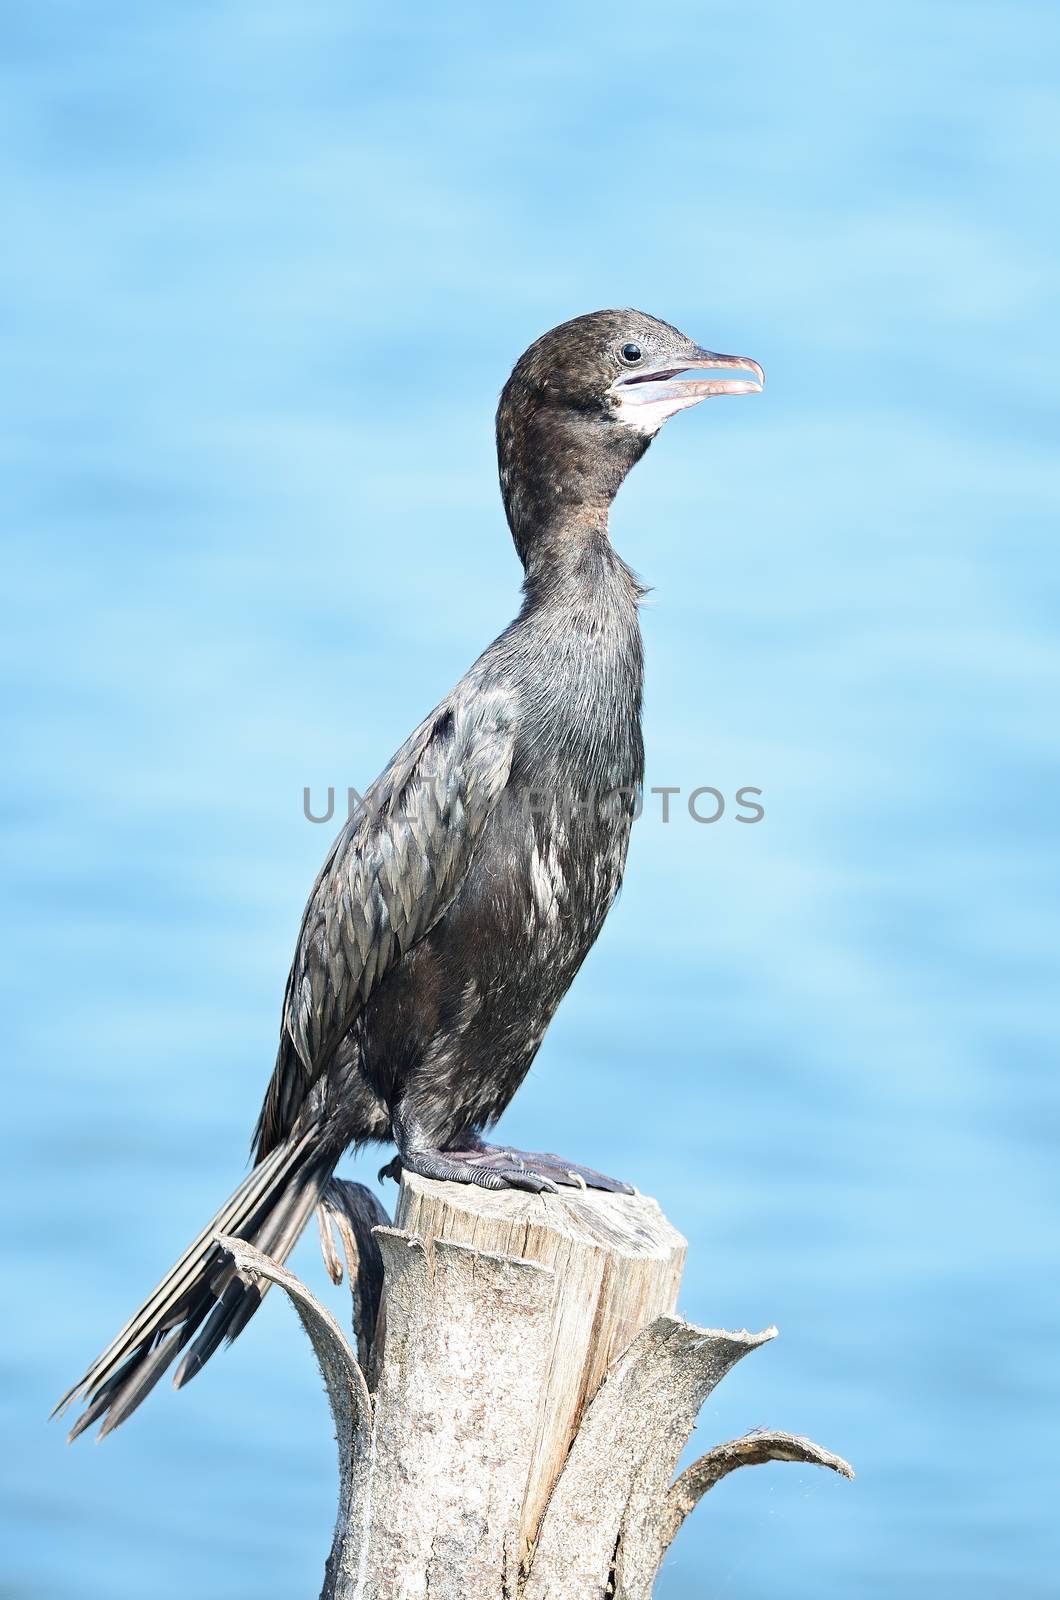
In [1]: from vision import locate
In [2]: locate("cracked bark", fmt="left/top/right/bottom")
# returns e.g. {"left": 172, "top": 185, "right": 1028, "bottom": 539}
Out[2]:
{"left": 218, "top": 1171, "right": 852, "bottom": 1599}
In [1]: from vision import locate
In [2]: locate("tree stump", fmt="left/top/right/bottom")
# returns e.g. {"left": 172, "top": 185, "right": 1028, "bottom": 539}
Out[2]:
{"left": 219, "top": 1172, "right": 851, "bottom": 1600}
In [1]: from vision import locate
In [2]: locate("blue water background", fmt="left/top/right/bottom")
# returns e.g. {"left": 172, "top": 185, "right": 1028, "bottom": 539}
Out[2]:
{"left": 2, "top": 3, "right": 1058, "bottom": 1595}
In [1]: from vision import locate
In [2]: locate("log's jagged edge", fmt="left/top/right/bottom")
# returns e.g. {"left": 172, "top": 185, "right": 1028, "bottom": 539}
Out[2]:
{"left": 607, "top": 1320, "right": 779, "bottom": 1600}
{"left": 214, "top": 1235, "right": 374, "bottom": 1600}
{"left": 616, "top": 1426, "right": 853, "bottom": 1600}
{"left": 668, "top": 1427, "right": 854, "bottom": 1521}
{"left": 522, "top": 1316, "right": 775, "bottom": 1600}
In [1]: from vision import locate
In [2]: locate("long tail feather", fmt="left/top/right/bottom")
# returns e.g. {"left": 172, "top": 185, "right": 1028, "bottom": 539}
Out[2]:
{"left": 56, "top": 1130, "right": 335, "bottom": 1439}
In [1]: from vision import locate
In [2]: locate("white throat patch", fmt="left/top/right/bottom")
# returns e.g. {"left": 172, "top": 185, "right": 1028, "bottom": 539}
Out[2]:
{"left": 611, "top": 388, "right": 708, "bottom": 437}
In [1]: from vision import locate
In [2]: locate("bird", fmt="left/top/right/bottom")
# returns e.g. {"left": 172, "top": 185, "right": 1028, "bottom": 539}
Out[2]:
{"left": 57, "top": 309, "right": 763, "bottom": 1440}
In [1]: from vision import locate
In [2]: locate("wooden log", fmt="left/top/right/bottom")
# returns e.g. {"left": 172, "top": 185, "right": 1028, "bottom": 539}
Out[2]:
{"left": 394, "top": 1171, "right": 687, "bottom": 1551}
{"left": 218, "top": 1171, "right": 851, "bottom": 1600}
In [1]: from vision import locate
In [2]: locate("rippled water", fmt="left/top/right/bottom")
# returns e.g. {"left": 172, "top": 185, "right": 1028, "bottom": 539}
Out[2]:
{"left": 3, "top": 3, "right": 1058, "bottom": 1596}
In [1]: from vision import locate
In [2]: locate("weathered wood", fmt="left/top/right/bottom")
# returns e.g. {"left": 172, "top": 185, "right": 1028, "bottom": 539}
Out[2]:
{"left": 217, "top": 1171, "right": 851, "bottom": 1600}
{"left": 527, "top": 1318, "right": 777, "bottom": 1600}
{"left": 216, "top": 1236, "right": 375, "bottom": 1600}
{"left": 614, "top": 1423, "right": 854, "bottom": 1600}
{"left": 395, "top": 1171, "right": 687, "bottom": 1549}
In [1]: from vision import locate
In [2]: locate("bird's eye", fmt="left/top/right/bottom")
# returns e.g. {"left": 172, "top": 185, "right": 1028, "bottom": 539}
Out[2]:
{"left": 620, "top": 342, "right": 642, "bottom": 364}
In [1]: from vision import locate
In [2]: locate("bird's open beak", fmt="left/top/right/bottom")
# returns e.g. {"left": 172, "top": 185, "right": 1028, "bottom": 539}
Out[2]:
{"left": 610, "top": 348, "right": 764, "bottom": 434}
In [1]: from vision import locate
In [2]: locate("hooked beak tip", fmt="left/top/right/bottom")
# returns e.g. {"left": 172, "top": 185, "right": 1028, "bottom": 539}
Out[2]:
{"left": 694, "top": 351, "right": 765, "bottom": 391}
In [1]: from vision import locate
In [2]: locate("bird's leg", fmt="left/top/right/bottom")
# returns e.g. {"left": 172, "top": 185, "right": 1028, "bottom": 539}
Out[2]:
{"left": 380, "top": 1111, "right": 633, "bottom": 1195}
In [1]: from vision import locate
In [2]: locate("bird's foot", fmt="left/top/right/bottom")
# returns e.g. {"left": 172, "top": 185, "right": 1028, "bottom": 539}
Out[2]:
{"left": 468, "top": 1144, "right": 635, "bottom": 1194}
{"left": 379, "top": 1146, "right": 557, "bottom": 1193}
{"left": 379, "top": 1141, "right": 633, "bottom": 1196}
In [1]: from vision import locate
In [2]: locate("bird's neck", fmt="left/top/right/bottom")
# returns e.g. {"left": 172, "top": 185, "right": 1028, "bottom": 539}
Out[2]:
{"left": 499, "top": 405, "right": 650, "bottom": 570}
{"left": 512, "top": 522, "right": 646, "bottom": 791}
{"left": 518, "top": 513, "right": 646, "bottom": 621}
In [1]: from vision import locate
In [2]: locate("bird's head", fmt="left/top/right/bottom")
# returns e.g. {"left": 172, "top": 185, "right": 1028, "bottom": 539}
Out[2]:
{"left": 496, "top": 309, "right": 763, "bottom": 569}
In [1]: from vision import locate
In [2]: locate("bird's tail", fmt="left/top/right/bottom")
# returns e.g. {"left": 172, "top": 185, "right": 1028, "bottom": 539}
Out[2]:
{"left": 54, "top": 1129, "right": 337, "bottom": 1441}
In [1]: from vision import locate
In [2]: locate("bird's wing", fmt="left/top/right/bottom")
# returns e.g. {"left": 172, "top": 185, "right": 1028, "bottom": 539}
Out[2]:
{"left": 254, "top": 680, "right": 517, "bottom": 1157}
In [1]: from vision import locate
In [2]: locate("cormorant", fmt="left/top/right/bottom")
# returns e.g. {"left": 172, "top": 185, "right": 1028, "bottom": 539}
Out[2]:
{"left": 58, "top": 309, "right": 762, "bottom": 1439}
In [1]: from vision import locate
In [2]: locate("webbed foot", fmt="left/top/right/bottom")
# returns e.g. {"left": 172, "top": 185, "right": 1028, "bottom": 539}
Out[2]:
{"left": 470, "top": 1144, "right": 634, "bottom": 1194}
{"left": 379, "top": 1146, "right": 557, "bottom": 1193}
{"left": 380, "top": 1140, "right": 633, "bottom": 1195}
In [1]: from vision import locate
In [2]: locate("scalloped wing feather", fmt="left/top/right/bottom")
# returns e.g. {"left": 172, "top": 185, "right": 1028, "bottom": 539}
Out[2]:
{"left": 254, "top": 683, "right": 516, "bottom": 1157}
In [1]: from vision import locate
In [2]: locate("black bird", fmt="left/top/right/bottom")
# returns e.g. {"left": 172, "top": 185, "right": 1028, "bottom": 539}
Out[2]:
{"left": 58, "top": 309, "right": 762, "bottom": 1439}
